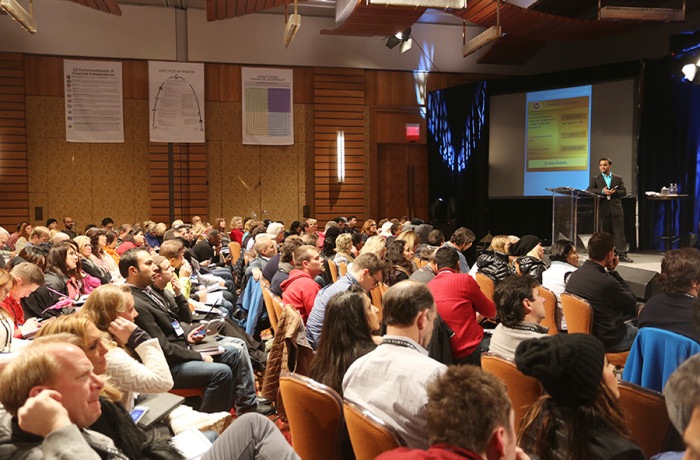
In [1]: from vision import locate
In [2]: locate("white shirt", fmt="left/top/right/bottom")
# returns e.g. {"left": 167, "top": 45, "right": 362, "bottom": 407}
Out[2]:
{"left": 342, "top": 335, "right": 447, "bottom": 449}
{"left": 542, "top": 260, "right": 577, "bottom": 330}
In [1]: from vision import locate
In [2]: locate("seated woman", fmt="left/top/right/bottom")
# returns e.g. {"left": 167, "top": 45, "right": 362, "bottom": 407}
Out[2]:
{"left": 383, "top": 239, "right": 414, "bottom": 286}
{"left": 143, "top": 220, "right": 161, "bottom": 250}
{"left": 229, "top": 216, "right": 244, "bottom": 246}
{"left": 474, "top": 234, "right": 512, "bottom": 284}
{"left": 333, "top": 233, "right": 355, "bottom": 273}
{"left": 542, "top": 239, "right": 579, "bottom": 331}
{"left": 0, "top": 269, "right": 17, "bottom": 351}
{"left": 510, "top": 235, "right": 547, "bottom": 283}
{"left": 360, "top": 219, "right": 378, "bottom": 242}
{"left": 87, "top": 227, "right": 121, "bottom": 282}
{"left": 116, "top": 226, "right": 146, "bottom": 256}
{"left": 310, "top": 285, "right": 380, "bottom": 394}
{"left": 515, "top": 334, "right": 644, "bottom": 460}
{"left": 13, "top": 222, "right": 32, "bottom": 254}
{"left": 397, "top": 230, "right": 420, "bottom": 270}
{"left": 103, "top": 229, "right": 121, "bottom": 265}
{"left": 22, "top": 241, "right": 92, "bottom": 319}
{"left": 75, "top": 235, "right": 111, "bottom": 285}
{"left": 638, "top": 247, "right": 700, "bottom": 343}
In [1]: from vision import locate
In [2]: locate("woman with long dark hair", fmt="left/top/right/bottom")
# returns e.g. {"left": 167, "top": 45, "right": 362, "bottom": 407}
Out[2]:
{"left": 515, "top": 334, "right": 644, "bottom": 460}
{"left": 383, "top": 239, "right": 414, "bottom": 286}
{"left": 310, "top": 285, "right": 379, "bottom": 394}
{"left": 22, "top": 241, "right": 89, "bottom": 318}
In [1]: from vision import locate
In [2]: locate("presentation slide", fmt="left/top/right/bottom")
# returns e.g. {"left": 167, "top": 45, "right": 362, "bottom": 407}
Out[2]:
{"left": 524, "top": 85, "right": 592, "bottom": 196}
{"left": 488, "top": 79, "right": 636, "bottom": 198}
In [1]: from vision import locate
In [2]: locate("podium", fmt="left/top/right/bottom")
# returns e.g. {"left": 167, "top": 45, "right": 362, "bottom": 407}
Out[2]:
{"left": 546, "top": 187, "right": 601, "bottom": 252}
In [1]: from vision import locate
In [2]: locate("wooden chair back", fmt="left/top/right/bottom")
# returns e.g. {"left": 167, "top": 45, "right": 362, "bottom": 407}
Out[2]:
{"left": 261, "top": 286, "right": 278, "bottom": 332}
{"left": 537, "top": 285, "right": 559, "bottom": 335}
{"left": 475, "top": 272, "right": 495, "bottom": 304}
{"left": 560, "top": 292, "right": 629, "bottom": 367}
{"left": 271, "top": 293, "right": 285, "bottom": 320}
{"left": 279, "top": 373, "right": 345, "bottom": 460}
{"left": 228, "top": 241, "right": 242, "bottom": 264}
{"left": 618, "top": 381, "right": 671, "bottom": 459}
{"left": 481, "top": 353, "right": 542, "bottom": 432}
{"left": 343, "top": 399, "right": 402, "bottom": 460}
{"left": 339, "top": 261, "right": 348, "bottom": 277}
{"left": 328, "top": 260, "right": 339, "bottom": 283}
{"left": 414, "top": 257, "right": 428, "bottom": 269}
{"left": 370, "top": 283, "right": 388, "bottom": 322}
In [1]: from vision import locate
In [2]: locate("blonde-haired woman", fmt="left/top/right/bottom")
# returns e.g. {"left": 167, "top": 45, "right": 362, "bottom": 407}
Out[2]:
{"left": 359, "top": 235, "right": 386, "bottom": 259}
{"left": 0, "top": 269, "right": 16, "bottom": 352}
{"left": 474, "top": 234, "right": 512, "bottom": 284}
{"left": 229, "top": 216, "right": 244, "bottom": 245}
{"left": 333, "top": 233, "right": 355, "bottom": 273}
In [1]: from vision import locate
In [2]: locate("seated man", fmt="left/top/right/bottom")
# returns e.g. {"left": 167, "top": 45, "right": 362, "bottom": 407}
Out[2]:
{"left": 306, "top": 253, "right": 384, "bottom": 350}
{"left": 565, "top": 231, "right": 638, "bottom": 352}
{"left": 26, "top": 226, "right": 50, "bottom": 248}
{"left": 121, "top": 247, "right": 270, "bottom": 415}
{"left": 343, "top": 281, "right": 447, "bottom": 449}
{"left": 280, "top": 245, "right": 323, "bottom": 323}
{"left": 377, "top": 365, "right": 529, "bottom": 460}
{"left": 245, "top": 235, "right": 277, "bottom": 282}
{"left": 441, "top": 227, "right": 475, "bottom": 273}
{"left": 409, "top": 248, "right": 438, "bottom": 284}
{"left": 192, "top": 229, "right": 233, "bottom": 269}
{"left": 489, "top": 275, "right": 548, "bottom": 360}
{"left": 0, "top": 340, "right": 120, "bottom": 459}
{"left": 427, "top": 247, "right": 496, "bottom": 365}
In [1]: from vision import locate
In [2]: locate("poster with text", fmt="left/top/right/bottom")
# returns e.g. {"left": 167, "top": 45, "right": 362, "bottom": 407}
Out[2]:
{"left": 149, "top": 61, "right": 205, "bottom": 143}
{"left": 64, "top": 60, "right": 124, "bottom": 143}
{"left": 242, "top": 67, "right": 293, "bottom": 145}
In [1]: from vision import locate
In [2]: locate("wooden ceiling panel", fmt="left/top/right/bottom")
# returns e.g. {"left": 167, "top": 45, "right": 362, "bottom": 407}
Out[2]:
{"left": 321, "top": 1, "right": 426, "bottom": 37}
{"left": 69, "top": 0, "right": 121, "bottom": 15}
{"left": 476, "top": 35, "right": 545, "bottom": 65}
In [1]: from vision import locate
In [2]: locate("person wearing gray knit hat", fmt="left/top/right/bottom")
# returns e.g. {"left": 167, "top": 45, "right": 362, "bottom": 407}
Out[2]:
{"left": 514, "top": 334, "right": 644, "bottom": 460}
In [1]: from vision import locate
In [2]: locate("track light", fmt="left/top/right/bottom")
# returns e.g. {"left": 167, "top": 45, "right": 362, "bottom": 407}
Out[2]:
{"left": 682, "top": 63, "right": 697, "bottom": 82}
{"left": 400, "top": 38, "right": 413, "bottom": 53}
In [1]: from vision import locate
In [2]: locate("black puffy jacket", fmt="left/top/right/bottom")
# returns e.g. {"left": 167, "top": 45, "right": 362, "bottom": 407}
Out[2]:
{"left": 476, "top": 250, "right": 511, "bottom": 284}
{"left": 514, "top": 256, "right": 547, "bottom": 283}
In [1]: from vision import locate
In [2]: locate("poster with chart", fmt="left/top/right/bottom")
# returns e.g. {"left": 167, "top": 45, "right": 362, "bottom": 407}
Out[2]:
{"left": 149, "top": 61, "right": 205, "bottom": 143}
{"left": 64, "top": 60, "right": 124, "bottom": 143}
{"left": 242, "top": 67, "right": 293, "bottom": 145}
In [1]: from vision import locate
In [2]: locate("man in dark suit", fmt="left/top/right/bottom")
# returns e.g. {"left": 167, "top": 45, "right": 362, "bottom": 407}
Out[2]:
{"left": 587, "top": 157, "right": 632, "bottom": 263}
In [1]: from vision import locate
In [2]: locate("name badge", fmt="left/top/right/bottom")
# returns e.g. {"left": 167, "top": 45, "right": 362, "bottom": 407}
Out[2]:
{"left": 171, "top": 321, "right": 185, "bottom": 337}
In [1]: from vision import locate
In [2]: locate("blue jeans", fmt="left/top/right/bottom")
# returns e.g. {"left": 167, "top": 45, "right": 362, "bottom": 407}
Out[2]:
{"left": 170, "top": 337, "right": 257, "bottom": 413}
{"left": 608, "top": 322, "right": 638, "bottom": 353}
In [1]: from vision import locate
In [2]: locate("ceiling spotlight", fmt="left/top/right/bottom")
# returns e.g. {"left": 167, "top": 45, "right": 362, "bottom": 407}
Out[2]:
{"left": 386, "top": 28, "right": 412, "bottom": 51}
{"left": 682, "top": 63, "right": 697, "bottom": 81}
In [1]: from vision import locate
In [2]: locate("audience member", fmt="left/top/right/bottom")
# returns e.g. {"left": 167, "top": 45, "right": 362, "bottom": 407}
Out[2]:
{"left": 45, "top": 218, "right": 58, "bottom": 230}
{"left": 343, "top": 281, "right": 446, "bottom": 449}
{"left": 516, "top": 333, "right": 644, "bottom": 460}
{"left": 377, "top": 365, "right": 530, "bottom": 460}
{"left": 360, "top": 219, "right": 378, "bottom": 242}
{"left": 12, "top": 222, "right": 32, "bottom": 254}
{"left": 360, "top": 235, "right": 387, "bottom": 259}
{"left": 489, "top": 275, "right": 548, "bottom": 360}
{"left": 246, "top": 235, "right": 277, "bottom": 282}
{"left": 383, "top": 239, "right": 415, "bottom": 286}
{"left": 74, "top": 235, "right": 110, "bottom": 285}
{"left": 193, "top": 229, "right": 232, "bottom": 268}
{"left": 442, "top": 227, "right": 475, "bottom": 273}
{"left": 229, "top": 216, "right": 244, "bottom": 245}
{"left": 270, "top": 236, "right": 304, "bottom": 296}
{"left": 61, "top": 216, "right": 77, "bottom": 239}
{"left": 475, "top": 234, "right": 512, "bottom": 284}
{"left": 639, "top": 247, "right": 700, "bottom": 343}
{"left": 310, "top": 285, "right": 379, "bottom": 394}
{"left": 281, "top": 245, "right": 324, "bottom": 322}
{"left": 428, "top": 246, "right": 496, "bottom": 365}
{"left": 100, "top": 217, "right": 114, "bottom": 231}
{"left": 541, "top": 239, "right": 579, "bottom": 331}
{"left": 115, "top": 226, "right": 145, "bottom": 256}
{"left": 0, "top": 263, "right": 43, "bottom": 338}
{"left": 333, "top": 233, "right": 354, "bottom": 271}
{"left": 565, "top": 231, "right": 638, "bottom": 352}
{"left": 510, "top": 235, "right": 547, "bottom": 283}
{"left": 122, "top": 247, "right": 269, "bottom": 415}
{"left": 306, "top": 253, "right": 384, "bottom": 350}
{"left": 410, "top": 248, "right": 438, "bottom": 284}
{"left": 347, "top": 216, "right": 358, "bottom": 233}
{"left": 661, "top": 354, "right": 700, "bottom": 460}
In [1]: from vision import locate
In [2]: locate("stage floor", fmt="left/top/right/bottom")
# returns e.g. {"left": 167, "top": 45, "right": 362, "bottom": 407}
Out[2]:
{"left": 578, "top": 250, "right": 663, "bottom": 274}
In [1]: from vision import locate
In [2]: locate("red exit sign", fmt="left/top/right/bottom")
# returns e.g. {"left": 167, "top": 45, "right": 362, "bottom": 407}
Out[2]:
{"left": 405, "top": 123, "right": 420, "bottom": 141}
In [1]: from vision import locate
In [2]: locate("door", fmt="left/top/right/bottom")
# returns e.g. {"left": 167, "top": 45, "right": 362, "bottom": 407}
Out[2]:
{"left": 376, "top": 143, "right": 428, "bottom": 220}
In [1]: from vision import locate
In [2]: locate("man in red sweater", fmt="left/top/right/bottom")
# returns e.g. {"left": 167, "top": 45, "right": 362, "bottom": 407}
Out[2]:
{"left": 280, "top": 245, "right": 324, "bottom": 322}
{"left": 427, "top": 247, "right": 496, "bottom": 365}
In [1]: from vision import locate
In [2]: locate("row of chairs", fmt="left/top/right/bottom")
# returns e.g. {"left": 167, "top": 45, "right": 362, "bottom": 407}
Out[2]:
{"left": 279, "top": 373, "right": 401, "bottom": 460}
{"left": 481, "top": 352, "right": 671, "bottom": 459}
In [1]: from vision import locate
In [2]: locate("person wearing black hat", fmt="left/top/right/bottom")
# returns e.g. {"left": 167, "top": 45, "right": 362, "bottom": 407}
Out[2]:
{"left": 515, "top": 334, "right": 644, "bottom": 460}
{"left": 510, "top": 235, "right": 547, "bottom": 283}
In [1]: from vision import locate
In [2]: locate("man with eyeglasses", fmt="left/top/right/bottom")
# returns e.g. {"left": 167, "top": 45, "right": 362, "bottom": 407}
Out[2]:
{"left": 305, "top": 252, "right": 384, "bottom": 350}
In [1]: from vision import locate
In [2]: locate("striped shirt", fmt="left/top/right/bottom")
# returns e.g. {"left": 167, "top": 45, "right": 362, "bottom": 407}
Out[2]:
{"left": 305, "top": 272, "right": 359, "bottom": 350}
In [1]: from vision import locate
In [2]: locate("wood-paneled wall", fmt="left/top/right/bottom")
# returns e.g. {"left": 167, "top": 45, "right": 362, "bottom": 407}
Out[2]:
{"left": 149, "top": 142, "right": 208, "bottom": 223}
{"left": 313, "top": 67, "right": 366, "bottom": 223}
{"left": 0, "top": 53, "right": 29, "bottom": 229}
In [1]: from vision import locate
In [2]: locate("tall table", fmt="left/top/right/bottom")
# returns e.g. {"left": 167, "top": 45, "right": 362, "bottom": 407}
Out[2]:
{"left": 547, "top": 187, "right": 600, "bottom": 251}
{"left": 646, "top": 194, "right": 688, "bottom": 252}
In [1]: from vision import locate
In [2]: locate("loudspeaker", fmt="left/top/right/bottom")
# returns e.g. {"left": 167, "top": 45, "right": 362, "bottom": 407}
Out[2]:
{"left": 614, "top": 265, "right": 661, "bottom": 301}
